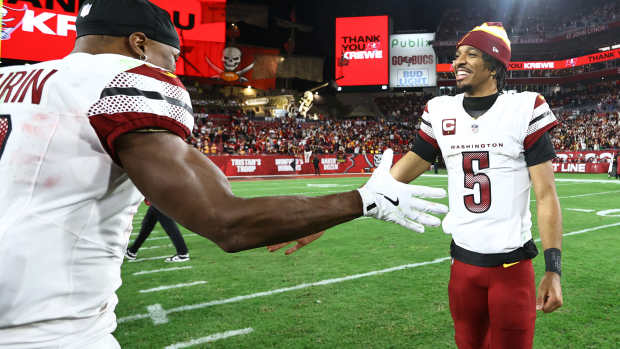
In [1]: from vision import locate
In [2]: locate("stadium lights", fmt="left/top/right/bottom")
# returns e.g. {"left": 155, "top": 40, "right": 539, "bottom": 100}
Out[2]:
{"left": 381, "top": 85, "right": 388, "bottom": 90}
{"left": 337, "top": 86, "right": 342, "bottom": 91}
{"left": 247, "top": 85, "right": 252, "bottom": 89}
{"left": 612, "top": 44, "right": 620, "bottom": 49}
{"left": 598, "top": 46, "right": 610, "bottom": 51}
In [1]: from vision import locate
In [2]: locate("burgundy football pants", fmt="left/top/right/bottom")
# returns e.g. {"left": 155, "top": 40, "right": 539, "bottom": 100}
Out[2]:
{"left": 448, "top": 259, "right": 536, "bottom": 349}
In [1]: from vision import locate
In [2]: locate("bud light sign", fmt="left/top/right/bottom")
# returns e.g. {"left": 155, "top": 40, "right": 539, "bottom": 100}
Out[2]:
{"left": 397, "top": 69, "right": 430, "bottom": 86}
{"left": 389, "top": 33, "right": 437, "bottom": 88}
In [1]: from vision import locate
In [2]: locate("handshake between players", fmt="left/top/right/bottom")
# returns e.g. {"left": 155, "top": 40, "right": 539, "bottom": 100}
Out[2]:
{"left": 269, "top": 149, "right": 448, "bottom": 254}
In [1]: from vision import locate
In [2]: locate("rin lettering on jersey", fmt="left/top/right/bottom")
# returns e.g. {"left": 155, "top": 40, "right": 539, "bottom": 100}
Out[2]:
{"left": 0, "top": 69, "right": 58, "bottom": 105}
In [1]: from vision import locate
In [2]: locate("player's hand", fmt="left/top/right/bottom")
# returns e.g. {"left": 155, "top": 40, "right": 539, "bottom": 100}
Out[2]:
{"left": 357, "top": 149, "right": 448, "bottom": 232}
{"left": 536, "top": 272, "right": 563, "bottom": 313}
{"left": 267, "top": 231, "right": 325, "bottom": 255}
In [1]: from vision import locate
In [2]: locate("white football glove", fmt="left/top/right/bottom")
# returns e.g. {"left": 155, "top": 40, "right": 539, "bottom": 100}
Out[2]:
{"left": 357, "top": 149, "right": 448, "bottom": 232}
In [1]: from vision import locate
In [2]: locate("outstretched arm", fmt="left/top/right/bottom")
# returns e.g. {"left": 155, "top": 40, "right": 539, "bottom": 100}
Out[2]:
{"left": 117, "top": 132, "right": 362, "bottom": 253}
{"left": 390, "top": 151, "right": 432, "bottom": 183}
{"left": 529, "top": 160, "right": 563, "bottom": 313}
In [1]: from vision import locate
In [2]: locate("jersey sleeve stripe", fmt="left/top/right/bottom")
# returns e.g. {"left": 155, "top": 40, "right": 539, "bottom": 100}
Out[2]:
{"left": 126, "top": 64, "right": 184, "bottom": 89}
{"left": 108, "top": 72, "right": 191, "bottom": 108}
{"left": 420, "top": 118, "right": 431, "bottom": 127}
{"left": 524, "top": 120, "right": 558, "bottom": 150}
{"left": 527, "top": 109, "right": 556, "bottom": 135}
{"left": 418, "top": 129, "right": 439, "bottom": 149}
{"left": 101, "top": 87, "right": 193, "bottom": 114}
{"left": 528, "top": 113, "right": 545, "bottom": 126}
{"left": 534, "top": 94, "right": 546, "bottom": 108}
{"left": 89, "top": 112, "right": 190, "bottom": 165}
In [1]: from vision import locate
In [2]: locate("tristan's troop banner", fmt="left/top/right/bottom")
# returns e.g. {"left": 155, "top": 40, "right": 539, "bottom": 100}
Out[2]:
{"left": 335, "top": 15, "right": 389, "bottom": 87}
{"left": 208, "top": 153, "right": 404, "bottom": 176}
{"left": 389, "top": 33, "right": 436, "bottom": 88}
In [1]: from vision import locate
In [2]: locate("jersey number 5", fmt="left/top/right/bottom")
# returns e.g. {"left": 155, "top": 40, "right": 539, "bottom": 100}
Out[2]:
{"left": 462, "top": 151, "right": 491, "bottom": 213}
{"left": 0, "top": 115, "right": 12, "bottom": 160}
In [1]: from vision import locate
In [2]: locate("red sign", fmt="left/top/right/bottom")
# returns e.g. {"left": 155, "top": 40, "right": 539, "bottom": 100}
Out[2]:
{"left": 552, "top": 162, "right": 610, "bottom": 173}
{"left": 180, "top": 44, "right": 279, "bottom": 89}
{"left": 552, "top": 151, "right": 618, "bottom": 173}
{"left": 207, "top": 153, "right": 405, "bottom": 177}
{"left": 437, "top": 48, "right": 620, "bottom": 72}
{"left": 1, "top": 0, "right": 225, "bottom": 77}
{"left": 335, "top": 16, "right": 389, "bottom": 86}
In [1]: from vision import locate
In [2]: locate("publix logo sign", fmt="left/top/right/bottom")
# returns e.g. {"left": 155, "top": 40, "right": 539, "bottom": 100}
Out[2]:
{"left": 391, "top": 37, "right": 432, "bottom": 48}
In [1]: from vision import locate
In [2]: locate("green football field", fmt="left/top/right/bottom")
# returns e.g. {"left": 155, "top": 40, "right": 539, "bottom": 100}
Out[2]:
{"left": 114, "top": 172, "right": 620, "bottom": 348}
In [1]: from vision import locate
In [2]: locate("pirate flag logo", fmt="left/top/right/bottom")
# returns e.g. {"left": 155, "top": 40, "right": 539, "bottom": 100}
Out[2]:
{"left": 1, "top": 4, "right": 28, "bottom": 40}
{"left": 205, "top": 46, "right": 255, "bottom": 82}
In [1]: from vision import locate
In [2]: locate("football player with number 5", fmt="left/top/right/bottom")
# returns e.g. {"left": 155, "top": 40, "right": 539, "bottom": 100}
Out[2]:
{"left": 390, "top": 22, "right": 563, "bottom": 349}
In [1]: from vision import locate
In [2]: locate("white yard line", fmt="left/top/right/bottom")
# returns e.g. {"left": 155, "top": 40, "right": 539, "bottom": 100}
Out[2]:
{"left": 565, "top": 208, "right": 595, "bottom": 212}
{"left": 127, "top": 255, "right": 171, "bottom": 263}
{"left": 131, "top": 234, "right": 198, "bottom": 242}
{"left": 164, "top": 328, "right": 254, "bottom": 349}
{"left": 134, "top": 245, "right": 172, "bottom": 250}
{"left": 130, "top": 231, "right": 164, "bottom": 237}
{"left": 558, "top": 190, "right": 620, "bottom": 199}
{"left": 555, "top": 178, "right": 620, "bottom": 184}
{"left": 118, "top": 221, "right": 618, "bottom": 325}
{"left": 531, "top": 190, "right": 620, "bottom": 202}
{"left": 133, "top": 266, "right": 193, "bottom": 276}
{"left": 561, "top": 222, "right": 620, "bottom": 237}
{"left": 139, "top": 281, "right": 207, "bottom": 294}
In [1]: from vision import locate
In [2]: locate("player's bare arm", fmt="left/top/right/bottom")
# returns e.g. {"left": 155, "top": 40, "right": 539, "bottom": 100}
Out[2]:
{"left": 389, "top": 151, "right": 432, "bottom": 183}
{"left": 529, "top": 160, "right": 563, "bottom": 313}
{"left": 116, "top": 132, "right": 362, "bottom": 252}
{"left": 117, "top": 134, "right": 447, "bottom": 252}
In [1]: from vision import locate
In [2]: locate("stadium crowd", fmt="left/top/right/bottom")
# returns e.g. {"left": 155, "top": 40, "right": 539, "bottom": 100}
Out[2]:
{"left": 186, "top": 82, "right": 618, "bottom": 155}
{"left": 436, "top": 0, "right": 618, "bottom": 42}
{"left": 189, "top": 117, "right": 416, "bottom": 156}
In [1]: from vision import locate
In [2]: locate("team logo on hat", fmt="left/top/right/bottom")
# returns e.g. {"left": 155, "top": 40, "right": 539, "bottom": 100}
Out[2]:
{"left": 80, "top": 3, "right": 92, "bottom": 18}
{"left": 1, "top": 4, "right": 28, "bottom": 41}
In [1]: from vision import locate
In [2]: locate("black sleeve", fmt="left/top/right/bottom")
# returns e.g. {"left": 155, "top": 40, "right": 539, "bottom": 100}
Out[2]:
{"left": 413, "top": 133, "right": 440, "bottom": 163}
{"left": 525, "top": 132, "right": 556, "bottom": 167}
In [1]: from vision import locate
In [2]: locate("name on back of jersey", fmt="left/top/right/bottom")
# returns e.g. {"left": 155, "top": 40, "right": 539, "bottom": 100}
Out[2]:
{"left": 0, "top": 68, "right": 58, "bottom": 105}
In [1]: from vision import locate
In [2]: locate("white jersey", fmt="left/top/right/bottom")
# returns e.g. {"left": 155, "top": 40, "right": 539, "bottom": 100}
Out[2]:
{"left": 0, "top": 53, "right": 193, "bottom": 347}
{"left": 419, "top": 92, "right": 557, "bottom": 254}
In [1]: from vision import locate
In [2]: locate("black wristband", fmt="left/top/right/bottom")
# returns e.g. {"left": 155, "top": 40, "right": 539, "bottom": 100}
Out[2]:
{"left": 544, "top": 248, "right": 562, "bottom": 277}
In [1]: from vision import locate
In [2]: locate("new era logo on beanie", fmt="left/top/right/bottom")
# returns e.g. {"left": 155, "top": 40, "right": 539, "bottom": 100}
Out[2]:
{"left": 457, "top": 22, "right": 511, "bottom": 68}
{"left": 76, "top": 0, "right": 180, "bottom": 50}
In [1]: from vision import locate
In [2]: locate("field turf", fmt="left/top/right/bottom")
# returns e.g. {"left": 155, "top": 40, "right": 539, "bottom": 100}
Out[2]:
{"left": 114, "top": 172, "right": 620, "bottom": 348}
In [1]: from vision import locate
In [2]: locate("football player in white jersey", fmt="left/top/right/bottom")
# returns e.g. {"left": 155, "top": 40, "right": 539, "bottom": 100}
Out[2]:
{"left": 0, "top": 0, "right": 447, "bottom": 347}
{"left": 390, "top": 23, "right": 563, "bottom": 349}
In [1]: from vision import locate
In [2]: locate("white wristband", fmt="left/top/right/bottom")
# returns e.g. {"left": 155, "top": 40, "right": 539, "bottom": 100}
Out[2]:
{"left": 356, "top": 187, "right": 375, "bottom": 216}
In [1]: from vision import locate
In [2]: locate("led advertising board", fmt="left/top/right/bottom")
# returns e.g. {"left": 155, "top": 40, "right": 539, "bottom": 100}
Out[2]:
{"left": 1, "top": 0, "right": 225, "bottom": 76}
{"left": 389, "top": 33, "right": 436, "bottom": 88}
{"left": 436, "top": 48, "right": 620, "bottom": 72}
{"left": 335, "top": 15, "right": 389, "bottom": 87}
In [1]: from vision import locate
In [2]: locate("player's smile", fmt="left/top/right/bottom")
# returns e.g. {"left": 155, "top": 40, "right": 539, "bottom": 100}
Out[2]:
{"left": 452, "top": 45, "right": 496, "bottom": 96}
{"left": 455, "top": 67, "right": 472, "bottom": 81}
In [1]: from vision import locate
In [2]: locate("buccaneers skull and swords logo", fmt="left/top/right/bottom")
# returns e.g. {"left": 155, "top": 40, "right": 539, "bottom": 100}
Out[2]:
{"left": 205, "top": 46, "right": 255, "bottom": 82}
